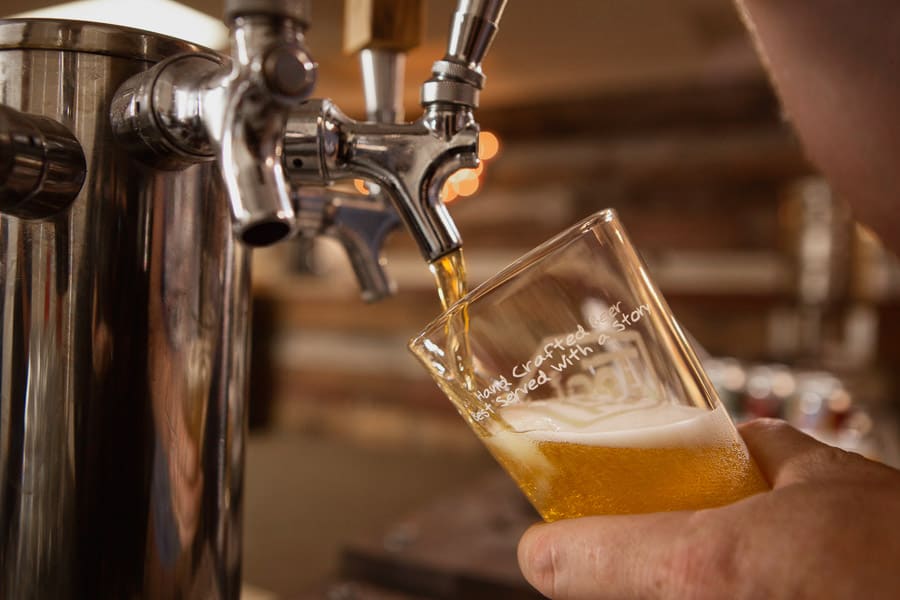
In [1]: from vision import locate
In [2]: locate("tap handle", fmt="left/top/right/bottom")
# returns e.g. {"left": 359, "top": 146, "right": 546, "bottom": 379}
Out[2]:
{"left": 224, "top": 0, "right": 311, "bottom": 24}
{"left": 445, "top": 0, "right": 507, "bottom": 71}
{"left": 422, "top": 0, "right": 507, "bottom": 109}
{"left": 344, "top": 0, "right": 424, "bottom": 123}
{"left": 344, "top": 0, "right": 422, "bottom": 54}
{"left": 328, "top": 195, "right": 401, "bottom": 303}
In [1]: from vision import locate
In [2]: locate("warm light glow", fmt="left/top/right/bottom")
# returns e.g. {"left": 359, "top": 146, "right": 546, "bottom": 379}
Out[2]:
{"left": 456, "top": 176, "right": 480, "bottom": 197}
{"left": 353, "top": 179, "right": 369, "bottom": 195}
{"left": 10, "top": 0, "right": 229, "bottom": 50}
{"left": 440, "top": 132, "right": 498, "bottom": 203}
{"left": 827, "top": 388, "right": 852, "bottom": 413}
{"left": 441, "top": 180, "right": 458, "bottom": 203}
{"left": 450, "top": 168, "right": 479, "bottom": 185}
{"left": 478, "top": 131, "right": 500, "bottom": 160}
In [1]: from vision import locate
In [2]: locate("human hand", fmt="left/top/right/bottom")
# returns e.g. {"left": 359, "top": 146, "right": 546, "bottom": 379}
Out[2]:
{"left": 736, "top": 0, "right": 900, "bottom": 256}
{"left": 518, "top": 419, "right": 900, "bottom": 599}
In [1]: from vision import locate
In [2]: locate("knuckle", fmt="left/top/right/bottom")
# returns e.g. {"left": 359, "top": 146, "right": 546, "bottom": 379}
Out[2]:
{"left": 812, "top": 443, "right": 853, "bottom": 467}
{"left": 797, "top": 442, "right": 861, "bottom": 481}
{"left": 738, "top": 417, "right": 791, "bottom": 437}
{"left": 519, "top": 526, "right": 560, "bottom": 596}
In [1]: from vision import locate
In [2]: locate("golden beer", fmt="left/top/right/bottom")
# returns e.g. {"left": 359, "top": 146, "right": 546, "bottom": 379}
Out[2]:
{"left": 430, "top": 248, "right": 468, "bottom": 311}
{"left": 485, "top": 401, "right": 769, "bottom": 521}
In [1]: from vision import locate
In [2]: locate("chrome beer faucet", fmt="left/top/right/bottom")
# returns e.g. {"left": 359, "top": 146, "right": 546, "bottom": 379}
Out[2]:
{"left": 285, "top": 0, "right": 508, "bottom": 265}
{"left": 111, "top": 0, "right": 507, "bottom": 289}
{"left": 112, "top": 0, "right": 317, "bottom": 245}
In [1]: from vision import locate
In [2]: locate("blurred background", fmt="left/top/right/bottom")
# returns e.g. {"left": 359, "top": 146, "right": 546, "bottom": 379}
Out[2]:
{"left": 6, "top": 0, "right": 900, "bottom": 597}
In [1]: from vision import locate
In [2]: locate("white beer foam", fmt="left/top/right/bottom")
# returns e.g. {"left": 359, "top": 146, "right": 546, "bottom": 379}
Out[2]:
{"left": 497, "top": 401, "right": 734, "bottom": 448}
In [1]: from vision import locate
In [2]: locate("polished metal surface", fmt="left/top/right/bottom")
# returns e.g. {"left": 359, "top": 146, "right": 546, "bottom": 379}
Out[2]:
{"left": 0, "top": 19, "right": 248, "bottom": 599}
{"left": 421, "top": 0, "right": 507, "bottom": 109}
{"left": 294, "top": 188, "right": 400, "bottom": 302}
{"left": 111, "top": 16, "right": 317, "bottom": 246}
{"left": 112, "top": 0, "right": 507, "bottom": 265}
{"left": 283, "top": 98, "right": 472, "bottom": 262}
{"left": 110, "top": 53, "right": 221, "bottom": 167}
{"left": 0, "top": 17, "right": 205, "bottom": 60}
{"left": 360, "top": 48, "right": 406, "bottom": 123}
{"left": 0, "top": 3, "right": 511, "bottom": 597}
{"left": 445, "top": 0, "right": 507, "bottom": 68}
{"left": 0, "top": 105, "right": 86, "bottom": 218}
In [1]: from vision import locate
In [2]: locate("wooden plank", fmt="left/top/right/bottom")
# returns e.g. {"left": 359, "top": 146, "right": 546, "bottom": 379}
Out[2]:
{"left": 483, "top": 126, "right": 811, "bottom": 187}
{"left": 478, "top": 77, "right": 784, "bottom": 139}
{"left": 293, "top": 580, "right": 433, "bottom": 599}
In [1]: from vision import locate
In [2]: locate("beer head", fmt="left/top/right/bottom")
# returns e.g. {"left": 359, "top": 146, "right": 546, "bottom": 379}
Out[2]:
{"left": 497, "top": 400, "right": 736, "bottom": 448}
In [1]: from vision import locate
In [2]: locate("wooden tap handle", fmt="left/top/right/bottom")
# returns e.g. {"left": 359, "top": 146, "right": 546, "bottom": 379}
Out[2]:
{"left": 343, "top": 0, "right": 424, "bottom": 54}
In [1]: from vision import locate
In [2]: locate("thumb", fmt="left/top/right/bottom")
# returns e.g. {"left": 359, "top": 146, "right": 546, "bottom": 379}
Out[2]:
{"left": 518, "top": 511, "right": 692, "bottom": 599}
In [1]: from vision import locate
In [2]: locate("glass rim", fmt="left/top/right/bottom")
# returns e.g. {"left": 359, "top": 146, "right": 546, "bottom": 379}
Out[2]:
{"left": 409, "top": 208, "right": 619, "bottom": 350}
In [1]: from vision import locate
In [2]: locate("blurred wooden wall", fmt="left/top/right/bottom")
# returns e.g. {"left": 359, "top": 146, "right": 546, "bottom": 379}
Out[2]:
{"left": 250, "top": 73, "right": 900, "bottom": 440}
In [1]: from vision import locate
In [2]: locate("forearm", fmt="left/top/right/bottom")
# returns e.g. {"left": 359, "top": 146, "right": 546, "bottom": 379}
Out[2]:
{"left": 737, "top": 0, "right": 900, "bottom": 254}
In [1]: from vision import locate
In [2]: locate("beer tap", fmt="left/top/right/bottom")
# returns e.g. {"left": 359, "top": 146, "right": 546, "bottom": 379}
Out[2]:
{"left": 111, "top": 0, "right": 317, "bottom": 245}
{"left": 283, "top": 0, "right": 508, "bottom": 264}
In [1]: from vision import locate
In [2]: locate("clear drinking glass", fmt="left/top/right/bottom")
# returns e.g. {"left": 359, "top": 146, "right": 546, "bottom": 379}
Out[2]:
{"left": 409, "top": 210, "right": 769, "bottom": 522}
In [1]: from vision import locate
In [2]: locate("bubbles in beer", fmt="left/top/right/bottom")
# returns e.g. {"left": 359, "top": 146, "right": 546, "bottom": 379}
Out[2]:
{"left": 487, "top": 402, "right": 769, "bottom": 521}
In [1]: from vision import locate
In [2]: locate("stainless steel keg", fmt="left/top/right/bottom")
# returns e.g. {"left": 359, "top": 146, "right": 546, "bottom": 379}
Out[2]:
{"left": 0, "top": 20, "right": 247, "bottom": 598}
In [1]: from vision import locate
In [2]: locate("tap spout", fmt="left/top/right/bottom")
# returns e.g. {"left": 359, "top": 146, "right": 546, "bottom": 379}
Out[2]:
{"left": 282, "top": 0, "right": 509, "bottom": 263}
{"left": 210, "top": 16, "right": 316, "bottom": 245}
{"left": 284, "top": 99, "right": 474, "bottom": 262}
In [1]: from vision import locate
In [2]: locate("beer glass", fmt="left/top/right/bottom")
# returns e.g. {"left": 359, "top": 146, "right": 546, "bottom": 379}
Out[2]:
{"left": 409, "top": 210, "right": 769, "bottom": 521}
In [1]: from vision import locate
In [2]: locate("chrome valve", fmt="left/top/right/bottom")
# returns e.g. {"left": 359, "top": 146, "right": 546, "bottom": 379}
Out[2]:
{"left": 0, "top": 105, "right": 85, "bottom": 219}
{"left": 111, "top": 2, "right": 317, "bottom": 246}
